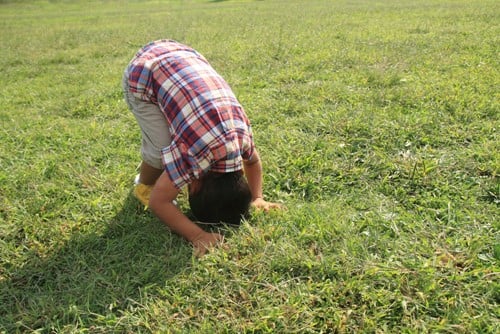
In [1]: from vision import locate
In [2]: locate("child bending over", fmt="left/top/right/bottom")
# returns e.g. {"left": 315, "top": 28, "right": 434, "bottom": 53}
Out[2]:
{"left": 123, "top": 40, "right": 281, "bottom": 256}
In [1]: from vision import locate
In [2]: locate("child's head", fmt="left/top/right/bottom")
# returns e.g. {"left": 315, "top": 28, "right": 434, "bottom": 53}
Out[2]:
{"left": 188, "top": 170, "right": 252, "bottom": 225}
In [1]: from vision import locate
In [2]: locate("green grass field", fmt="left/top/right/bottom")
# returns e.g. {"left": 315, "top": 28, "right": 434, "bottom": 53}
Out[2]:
{"left": 0, "top": 0, "right": 498, "bottom": 332}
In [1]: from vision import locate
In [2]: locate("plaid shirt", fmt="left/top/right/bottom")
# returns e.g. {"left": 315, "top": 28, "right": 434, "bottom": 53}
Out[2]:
{"left": 126, "top": 40, "right": 255, "bottom": 188}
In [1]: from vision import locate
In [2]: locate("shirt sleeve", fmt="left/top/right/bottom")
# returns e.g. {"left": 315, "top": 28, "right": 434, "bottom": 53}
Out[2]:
{"left": 240, "top": 124, "right": 255, "bottom": 161}
{"left": 161, "top": 140, "right": 203, "bottom": 189}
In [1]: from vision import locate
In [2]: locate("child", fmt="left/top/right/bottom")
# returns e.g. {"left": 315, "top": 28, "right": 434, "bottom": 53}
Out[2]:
{"left": 123, "top": 40, "right": 281, "bottom": 256}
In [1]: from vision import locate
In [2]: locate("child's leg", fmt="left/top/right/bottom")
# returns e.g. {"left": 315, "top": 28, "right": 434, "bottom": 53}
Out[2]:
{"left": 123, "top": 71, "right": 171, "bottom": 205}
{"left": 138, "top": 161, "right": 163, "bottom": 185}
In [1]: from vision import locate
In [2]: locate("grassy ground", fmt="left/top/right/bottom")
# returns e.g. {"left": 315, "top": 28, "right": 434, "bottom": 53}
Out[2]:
{"left": 0, "top": 0, "right": 498, "bottom": 332}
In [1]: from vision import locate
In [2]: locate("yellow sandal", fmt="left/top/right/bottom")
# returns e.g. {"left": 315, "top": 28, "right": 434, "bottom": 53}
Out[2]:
{"left": 133, "top": 183, "right": 152, "bottom": 207}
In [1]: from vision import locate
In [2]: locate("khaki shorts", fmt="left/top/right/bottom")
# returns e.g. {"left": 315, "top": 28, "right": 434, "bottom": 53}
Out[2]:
{"left": 122, "top": 71, "right": 171, "bottom": 169}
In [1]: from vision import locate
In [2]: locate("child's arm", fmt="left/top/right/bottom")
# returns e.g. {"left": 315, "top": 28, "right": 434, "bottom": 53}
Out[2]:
{"left": 243, "top": 149, "right": 282, "bottom": 211}
{"left": 149, "top": 172, "right": 223, "bottom": 256}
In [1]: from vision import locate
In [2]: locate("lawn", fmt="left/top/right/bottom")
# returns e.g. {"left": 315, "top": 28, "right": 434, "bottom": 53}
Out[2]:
{"left": 0, "top": 0, "right": 498, "bottom": 332}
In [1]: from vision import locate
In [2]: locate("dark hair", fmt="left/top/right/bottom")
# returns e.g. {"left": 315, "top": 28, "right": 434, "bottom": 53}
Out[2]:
{"left": 189, "top": 171, "right": 252, "bottom": 225}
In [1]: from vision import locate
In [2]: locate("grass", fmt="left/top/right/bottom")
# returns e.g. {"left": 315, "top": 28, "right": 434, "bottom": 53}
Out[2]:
{"left": 0, "top": 0, "right": 498, "bottom": 332}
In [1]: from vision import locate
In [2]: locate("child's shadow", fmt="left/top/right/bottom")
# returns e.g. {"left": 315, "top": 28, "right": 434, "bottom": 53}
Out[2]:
{"left": 1, "top": 191, "right": 192, "bottom": 330}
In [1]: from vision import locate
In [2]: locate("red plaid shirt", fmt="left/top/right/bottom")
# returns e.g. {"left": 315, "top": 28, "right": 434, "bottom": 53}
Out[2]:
{"left": 126, "top": 40, "right": 255, "bottom": 188}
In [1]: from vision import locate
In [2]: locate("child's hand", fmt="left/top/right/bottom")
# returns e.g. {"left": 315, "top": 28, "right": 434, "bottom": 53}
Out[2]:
{"left": 251, "top": 197, "right": 284, "bottom": 212}
{"left": 191, "top": 231, "right": 224, "bottom": 257}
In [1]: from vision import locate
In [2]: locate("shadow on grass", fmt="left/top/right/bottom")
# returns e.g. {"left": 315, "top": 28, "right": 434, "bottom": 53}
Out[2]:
{"left": 0, "top": 191, "right": 192, "bottom": 331}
